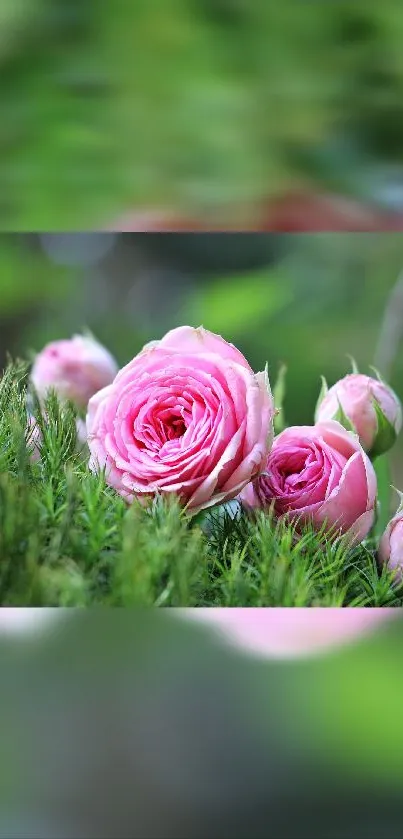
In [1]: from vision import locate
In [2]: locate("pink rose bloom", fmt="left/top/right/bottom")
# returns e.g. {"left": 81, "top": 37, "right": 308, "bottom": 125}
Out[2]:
{"left": 378, "top": 509, "right": 403, "bottom": 585}
{"left": 87, "top": 326, "right": 274, "bottom": 513}
{"left": 240, "top": 420, "right": 377, "bottom": 546}
{"left": 315, "top": 373, "right": 402, "bottom": 457}
{"left": 31, "top": 335, "right": 119, "bottom": 410}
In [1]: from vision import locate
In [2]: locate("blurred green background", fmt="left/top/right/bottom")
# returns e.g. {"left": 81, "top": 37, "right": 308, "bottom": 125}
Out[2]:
{"left": 4, "top": 1, "right": 403, "bottom": 228}
{"left": 2, "top": 231, "right": 403, "bottom": 488}
{"left": 1, "top": 610, "right": 403, "bottom": 838}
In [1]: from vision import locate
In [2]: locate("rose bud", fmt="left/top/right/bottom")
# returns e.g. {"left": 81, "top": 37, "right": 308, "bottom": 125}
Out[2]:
{"left": 378, "top": 503, "right": 403, "bottom": 586}
{"left": 239, "top": 420, "right": 377, "bottom": 547}
{"left": 87, "top": 326, "right": 275, "bottom": 514}
{"left": 31, "top": 335, "right": 119, "bottom": 410}
{"left": 315, "top": 372, "right": 402, "bottom": 458}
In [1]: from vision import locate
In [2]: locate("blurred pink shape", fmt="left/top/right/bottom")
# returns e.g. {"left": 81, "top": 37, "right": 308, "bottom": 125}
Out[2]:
{"left": 181, "top": 608, "right": 395, "bottom": 658}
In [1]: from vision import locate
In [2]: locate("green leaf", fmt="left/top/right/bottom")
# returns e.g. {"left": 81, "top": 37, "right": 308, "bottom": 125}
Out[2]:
{"left": 273, "top": 363, "right": 287, "bottom": 434}
{"left": 370, "top": 398, "right": 398, "bottom": 460}
{"left": 190, "top": 509, "right": 210, "bottom": 530}
{"left": 369, "top": 365, "right": 385, "bottom": 383}
{"left": 372, "top": 456, "right": 392, "bottom": 541}
{"left": 333, "top": 398, "right": 356, "bottom": 434}
{"left": 314, "top": 376, "right": 329, "bottom": 421}
{"left": 346, "top": 354, "right": 359, "bottom": 374}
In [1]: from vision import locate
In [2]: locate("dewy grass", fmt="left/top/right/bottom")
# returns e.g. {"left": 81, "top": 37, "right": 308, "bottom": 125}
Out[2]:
{"left": 0, "top": 361, "right": 400, "bottom": 607}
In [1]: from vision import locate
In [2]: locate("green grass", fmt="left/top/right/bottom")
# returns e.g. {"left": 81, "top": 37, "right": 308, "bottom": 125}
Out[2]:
{"left": 0, "top": 361, "right": 400, "bottom": 607}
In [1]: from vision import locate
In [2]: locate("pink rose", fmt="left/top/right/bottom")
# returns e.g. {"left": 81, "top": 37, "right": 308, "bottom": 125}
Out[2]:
{"left": 378, "top": 509, "right": 403, "bottom": 585}
{"left": 31, "top": 335, "right": 119, "bottom": 410}
{"left": 87, "top": 326, "right": 274, "bottom": 513}
{"left": 315, "top": 373, "right": 402, "bottom": 457}
{"left": 240, "top": 420, "right": 377, "bottom": 546}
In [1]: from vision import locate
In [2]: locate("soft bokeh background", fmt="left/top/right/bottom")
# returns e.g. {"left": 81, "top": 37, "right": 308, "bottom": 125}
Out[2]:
{"left": 0, "top": 608, "right": 403, "bottom": 838}
{"left": 4, "top": 1, "right": 403, "bottom": 229}
{"left": 2, "top": 231, "right": 403, "bottom": 488}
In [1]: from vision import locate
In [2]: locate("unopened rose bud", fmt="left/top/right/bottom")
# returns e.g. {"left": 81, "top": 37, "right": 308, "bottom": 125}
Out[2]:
{"left": 31, "top": 335, "right": 119, "bottom": 410}
{"left": 315, "top": 372, "right": 402, "bottom": 458}
{"left": 378, "top": 506, "right": 403, "bottom": 586}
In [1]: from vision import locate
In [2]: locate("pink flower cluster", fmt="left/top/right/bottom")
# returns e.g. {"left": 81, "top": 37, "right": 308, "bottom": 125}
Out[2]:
{"left": 29, "top": 328, "right": 403, "bottom": 576}
{"left": 240, "top": 365, "right": 402, "bottom": 565}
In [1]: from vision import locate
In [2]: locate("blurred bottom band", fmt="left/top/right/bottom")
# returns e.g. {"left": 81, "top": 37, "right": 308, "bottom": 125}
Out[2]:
{"left": 0, "top": 607, "right": 402, "bottom": 839}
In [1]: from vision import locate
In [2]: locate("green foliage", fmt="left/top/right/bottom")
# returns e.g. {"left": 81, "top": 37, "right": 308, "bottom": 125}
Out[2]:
{"left": 333, "top": 398, "right": 356, "bottom": 434}
{"left": 0, "top": 239, "right": 75, "bottom": 315}
{"left": 371, "top": 397, "right": 398, "bottom": 459}
{"left": 3, "top": 2, "right": 403, "bottom": 226}
{"left": 204, "top": 506, "right": 400, "bottom": 607}
{"left": 0, "top": 361, "right": 399, "bottom": 607}
{"left": 184, "top": 269, "right": 292, "bottom": 334}
{"left": 314, "top": 375, "right": 328, "bottom": 419}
